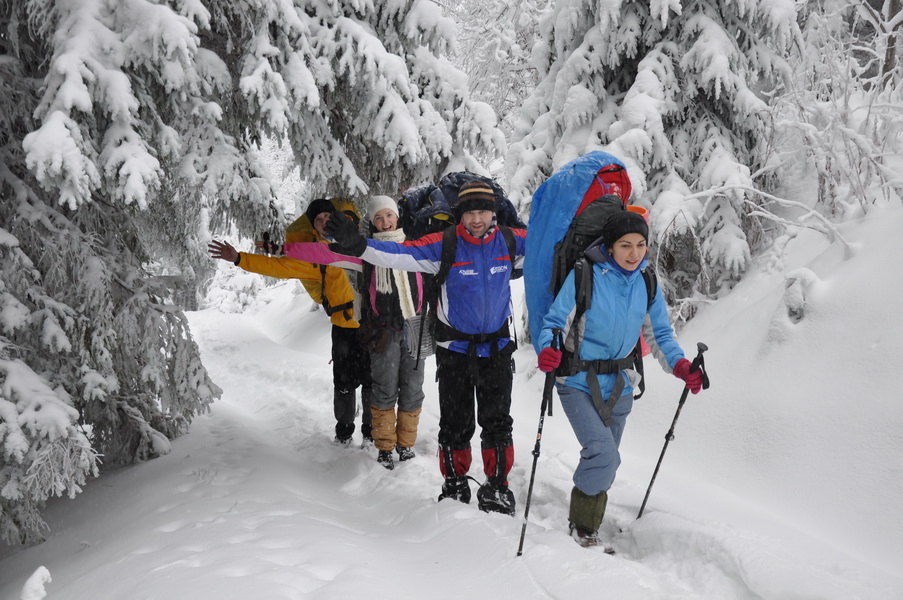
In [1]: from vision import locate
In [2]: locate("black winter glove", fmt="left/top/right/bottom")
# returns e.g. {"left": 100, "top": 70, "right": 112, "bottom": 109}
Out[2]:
{"left": 324, "top": 211, "right": 367, "bottom": 257}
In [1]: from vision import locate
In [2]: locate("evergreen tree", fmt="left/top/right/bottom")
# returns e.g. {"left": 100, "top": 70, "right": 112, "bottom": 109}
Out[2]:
{"left": 442, "top": 0, "right": 551, "bottom": 136}
{"left": 507, "top": 0, "right": 800, "bottom": 313}
{"left": 1, "top": 0, "right": 500, "bottom": 544}
{"left": 772, "top": 0, "right": 903, "bottom": 219}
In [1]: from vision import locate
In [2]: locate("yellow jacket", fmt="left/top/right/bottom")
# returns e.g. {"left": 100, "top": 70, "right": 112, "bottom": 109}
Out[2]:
{"left": 237, "top": 245, "right": 359, "bottom": 328}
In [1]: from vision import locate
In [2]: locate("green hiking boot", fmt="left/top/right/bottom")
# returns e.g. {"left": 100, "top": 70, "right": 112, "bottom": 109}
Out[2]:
{"left": 568, "top": 486, "right": 608, "bottom": 544}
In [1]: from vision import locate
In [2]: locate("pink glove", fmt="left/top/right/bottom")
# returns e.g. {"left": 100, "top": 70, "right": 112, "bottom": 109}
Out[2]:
{"left": 538, "top": 347, "right": 562, "bottom": 372}
{"left": 673, "top": 358, "right": 703, "bottom": 394}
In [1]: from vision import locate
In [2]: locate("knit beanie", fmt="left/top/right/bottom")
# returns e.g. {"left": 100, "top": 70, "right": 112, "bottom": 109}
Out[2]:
{"left": 455, "top": 180, "right": 496, "bottom": 218}
{"left": 602, "top": 210, "right": 649, "bottom": 249}
{"left": 305, "top": 198, "right": 335, "bottom": 223}
{"left": 367, "top": 195, "right": 399, "bottom": 221}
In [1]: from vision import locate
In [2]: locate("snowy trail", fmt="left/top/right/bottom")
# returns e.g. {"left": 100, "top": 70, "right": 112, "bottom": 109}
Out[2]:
{"left": 2, "top": 297, "right": 900, "bottom": 599}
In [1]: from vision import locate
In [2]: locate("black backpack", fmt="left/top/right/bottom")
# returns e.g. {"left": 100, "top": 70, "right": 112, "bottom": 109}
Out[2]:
{"left": 549, "top": 196, "right": 657, "bottom": 401}
{"left": 397, "top": 172, "right": 526, "bottom": 239}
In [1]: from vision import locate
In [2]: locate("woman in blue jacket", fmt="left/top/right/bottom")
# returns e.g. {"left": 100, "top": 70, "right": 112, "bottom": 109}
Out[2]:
{"left": 536, "top": 210, "right": 703, "bottom": 546}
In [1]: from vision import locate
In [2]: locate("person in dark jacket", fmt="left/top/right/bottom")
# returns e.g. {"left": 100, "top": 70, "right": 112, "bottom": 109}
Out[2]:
{"left": 325, "top": 181, "right": 526, "bottom": 515}
{"left": 536, "top": 210, "right": 704, "bottom": 546}
{"left": 208, "top": 199, "right": 372, "bottom": 447}
{"left": 281, "top": 196, "right": 427, "bottom": 470}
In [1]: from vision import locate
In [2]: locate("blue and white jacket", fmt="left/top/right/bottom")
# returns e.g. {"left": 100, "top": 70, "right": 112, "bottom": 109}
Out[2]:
{"left": 361, "top": 223, "right": 527, "bottom": 357}
{"left": 537, "top": 250, "right": 685, "bottom": 398}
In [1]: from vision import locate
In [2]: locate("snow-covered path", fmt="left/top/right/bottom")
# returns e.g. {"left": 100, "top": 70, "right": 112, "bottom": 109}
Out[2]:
{"left": 3, "top": 285, "right": 900, "bottom": 599}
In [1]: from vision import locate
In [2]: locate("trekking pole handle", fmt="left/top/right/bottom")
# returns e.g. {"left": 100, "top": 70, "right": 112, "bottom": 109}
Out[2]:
{"left": 540, "top": 328, "right": 561, "bottom": 418}
{"left": 666, "top": 343, "right": 707, "bottom": 440}
{"left": 690, "top": 342, "right": 707, "bottom": 373}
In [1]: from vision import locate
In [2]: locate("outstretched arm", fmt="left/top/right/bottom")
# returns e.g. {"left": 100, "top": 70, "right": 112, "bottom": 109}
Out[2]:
{"left": 282, "top": 242, "right": 363, "bottom": 271}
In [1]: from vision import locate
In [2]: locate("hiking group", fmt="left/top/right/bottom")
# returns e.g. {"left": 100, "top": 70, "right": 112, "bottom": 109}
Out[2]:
{"left": 208, "top": 151, "right": 708, "bottom": 546}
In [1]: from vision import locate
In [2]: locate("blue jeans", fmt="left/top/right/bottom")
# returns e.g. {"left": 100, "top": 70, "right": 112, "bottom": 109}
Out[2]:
{"left": 557, "top": 385, "right": 634, "bottom": 496}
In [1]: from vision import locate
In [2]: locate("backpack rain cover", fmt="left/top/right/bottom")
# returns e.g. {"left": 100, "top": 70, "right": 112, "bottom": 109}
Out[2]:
{"left": 524, "top": 151, "right": 631, "bottom": 353}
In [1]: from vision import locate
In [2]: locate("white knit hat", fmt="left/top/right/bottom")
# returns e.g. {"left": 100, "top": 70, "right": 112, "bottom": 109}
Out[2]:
{"left": 367, "top": 195, "right": 399, "bottom": 221}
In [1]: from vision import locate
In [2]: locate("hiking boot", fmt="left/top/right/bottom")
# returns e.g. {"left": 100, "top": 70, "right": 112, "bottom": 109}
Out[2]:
{"left": 377, "top": 450, "right": 395, "bottom": 470}
{"left": 334, "top": 422, "right": 354, "bottom": 446}
{"left": 568, "top": 487, "right": 608, "bottom": 534}
{"left": 569, "top": 522, "right": 601, "bottom": 548}
{"left": 438, "top": 476, "right": 471, "bottom": 504}
{"left": 476, "top": 480, "right": 516, "bottom": 516}
{"left": 396, "top": 446, "right": 416, "bottom": 462}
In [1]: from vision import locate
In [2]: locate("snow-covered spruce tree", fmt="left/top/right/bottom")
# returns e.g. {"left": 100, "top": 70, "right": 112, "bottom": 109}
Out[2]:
{"left": 507, "top": 0, "right": 800, "bottom": 316}
{"left": 772, "top": 0, "right": 903, "bottom": 218}
{"left": 2, "top": 0, "right": 501, "bottom": 544}
{"left": 0, "top": 0, "right": 280, "bottom": 543}
{"left": 199, "top": 0, "right": 505, "bottom": 198}
{"left": 441, "top": 0, "right": 551, "bottom": 136}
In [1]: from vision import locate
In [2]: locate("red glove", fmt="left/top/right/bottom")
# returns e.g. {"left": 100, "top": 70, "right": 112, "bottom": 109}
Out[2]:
{"left": 673, "top": 358, "right": 703, "bottom": 394}
{"left": 538, "top": 347, "right": 562, "bottom": 372}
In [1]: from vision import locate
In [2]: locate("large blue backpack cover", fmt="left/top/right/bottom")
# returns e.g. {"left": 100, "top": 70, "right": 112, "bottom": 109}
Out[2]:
{"left": 525, "top": 151, "right": 630, "bottom": 352}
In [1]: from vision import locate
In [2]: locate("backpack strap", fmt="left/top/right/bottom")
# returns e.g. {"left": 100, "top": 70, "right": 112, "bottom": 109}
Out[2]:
{"left": 499, "top": 225, "right": 519, "bottom": 279}
{"left": 319, "top": 264, "right": 354, "bottom": 318}
{"left": 642, "top": 266, "right": 657, "bottom": 309}
{"left": 435, "top": 226, "right": 458, "bottom": 287}
{"left": 631, "top": 266, "right": 658, "bottom": 399}
{"left": 413, "top": 226, "right": 457, "bottom": 365}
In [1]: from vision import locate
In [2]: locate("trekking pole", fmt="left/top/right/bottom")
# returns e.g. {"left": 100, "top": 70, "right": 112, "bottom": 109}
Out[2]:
{"left": 517, "top": 328, "right": 562, "bottom": 557}
{"left": 637, "top": 342, "right": 709, "bottom": 519}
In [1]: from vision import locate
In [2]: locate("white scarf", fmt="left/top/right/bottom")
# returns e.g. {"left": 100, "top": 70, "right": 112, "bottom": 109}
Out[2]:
{"left": 373, "top": 229, "right": 416, "bottom": 319}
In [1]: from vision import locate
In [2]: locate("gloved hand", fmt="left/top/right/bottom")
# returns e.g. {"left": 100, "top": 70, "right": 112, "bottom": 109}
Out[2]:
{"left": 538, "top": 347, "right": 562, "bottom": 372}
{"left": 324, "top": 211, "right": 367, "bottom": 256}
{"left": 255, "top": 239, "right": 283, "bottom": 255}
{"left": 673, "top": 358, "right": 703, "bottom": 394}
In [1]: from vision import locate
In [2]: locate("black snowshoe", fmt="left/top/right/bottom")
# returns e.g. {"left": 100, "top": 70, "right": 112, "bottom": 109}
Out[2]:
{"left": 396, "top": 446, "right": 415, "bottom": 462}
{"left": 476, "top": 480, "right": 516, "bottom": 516}
{"left": 377, "top": 449, "right": 394, "bottom": 470}
{"left": 334, "top": 422, "right": 354, "bottom": 446}
{"left": 438, "top": 476, "right": 471, "bottom": 504}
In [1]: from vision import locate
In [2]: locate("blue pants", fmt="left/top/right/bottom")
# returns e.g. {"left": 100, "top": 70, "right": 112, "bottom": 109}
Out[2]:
{"left": 557, "top": 385, "right": 634, "bottom": 496}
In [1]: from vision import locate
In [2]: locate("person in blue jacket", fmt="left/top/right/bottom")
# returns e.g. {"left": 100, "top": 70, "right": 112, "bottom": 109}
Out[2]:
{"left": 325, "top": 181, "right": 526, "bottom": 515}
{"left": 536, "top": 210, "right": 703, "bottom": 546}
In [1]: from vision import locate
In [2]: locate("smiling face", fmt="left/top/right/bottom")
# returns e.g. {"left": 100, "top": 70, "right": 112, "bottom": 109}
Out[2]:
{"left": 461, "top": 210, "right": 493, "bottom": 237}
{"left": 609, "top": 232, "right": 648, "bottom": 271}
{"left": 372, "top": 208, "right": 398, "bottom": 232}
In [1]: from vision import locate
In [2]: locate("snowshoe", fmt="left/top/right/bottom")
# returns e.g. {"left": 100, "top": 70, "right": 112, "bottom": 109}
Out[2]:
{"left": 377, "top": 450, "right": 395, "bottom": 470}
{"left": 396, "top": 446, "right": 416, "bottom": 462}
{"left": 476, "top": 480, "right": 515, "bottom": 516}
{"left": 438, "top": 476, "right": 471, "bottom": 504}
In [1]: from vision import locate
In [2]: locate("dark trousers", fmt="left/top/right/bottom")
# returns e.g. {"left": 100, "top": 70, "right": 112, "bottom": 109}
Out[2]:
{"left": 331, "top": 325, "right": 372, "bottom": 427}
{"left": 436, "top": 345, "right": 514, "bottom": 451}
